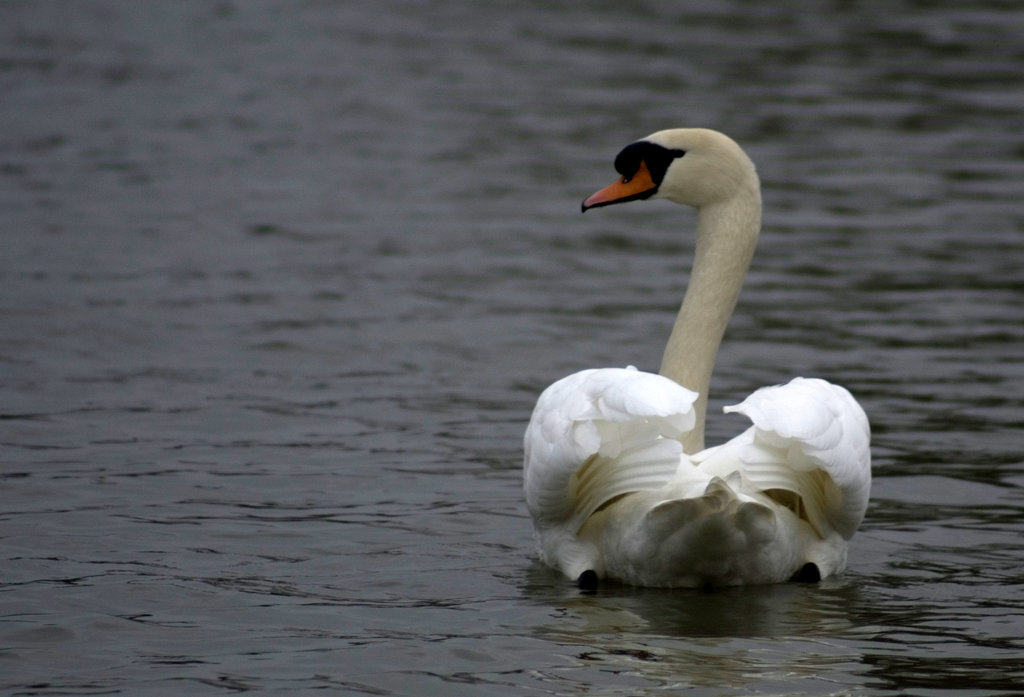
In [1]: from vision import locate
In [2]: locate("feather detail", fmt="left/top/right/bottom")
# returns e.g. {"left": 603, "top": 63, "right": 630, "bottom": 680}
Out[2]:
{"left": 524, "top": 367, "right": 697, "bottom": 531}
{"left": 708, "top": 377, "right": 871, "bottom": 539}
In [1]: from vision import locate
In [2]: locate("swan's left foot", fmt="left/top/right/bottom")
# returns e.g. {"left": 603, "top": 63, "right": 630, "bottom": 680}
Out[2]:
{"left": 577, "top": 570, "right": 599, "bottom": 592}
{"left": 789, "top": 562, "right": 821, "bottom": 583}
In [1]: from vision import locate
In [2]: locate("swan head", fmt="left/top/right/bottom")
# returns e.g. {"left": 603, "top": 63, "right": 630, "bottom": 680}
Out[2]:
{"left": 582, "top": 128, "right": 759, "bottom": 212}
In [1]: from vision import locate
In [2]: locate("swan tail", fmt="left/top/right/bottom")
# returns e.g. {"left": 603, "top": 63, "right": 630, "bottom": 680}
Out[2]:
{"left": 524, "top": 367, "right": 697, "bottom": 530}
{"left": 705, "top": 377, "right": 871, "bottom": 539}
{"left": 632, "top": 476, "right": 788, "bottom": 586}
{"left": 647, "top": 477, "right": 776, "bottom": 545}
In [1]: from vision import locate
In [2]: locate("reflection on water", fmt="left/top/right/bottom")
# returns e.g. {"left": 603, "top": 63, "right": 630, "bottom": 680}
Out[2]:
{"left": 526, "top": 563, "right": 862, "bottom": 639}
{"left": 525, "top": 561, "right": 1024, "bottom": 693}
{"left": 2, "top": 0, "right": 1023, "bottom": 695}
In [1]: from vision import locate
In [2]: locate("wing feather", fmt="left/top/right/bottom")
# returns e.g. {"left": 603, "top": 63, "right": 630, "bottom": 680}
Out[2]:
{"left": 524, "top": 367, "right": 697, "bottom": 530}
{"left": 699, "top": 377, "right": 871, "bottom": 539}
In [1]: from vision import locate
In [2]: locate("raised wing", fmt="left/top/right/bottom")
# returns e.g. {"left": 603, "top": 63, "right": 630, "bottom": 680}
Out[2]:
{"left": 523, "top": 367, "right": 698, "bottom": 531}
{"left": 697, "top": 377, "right": 871, "bottom": 539}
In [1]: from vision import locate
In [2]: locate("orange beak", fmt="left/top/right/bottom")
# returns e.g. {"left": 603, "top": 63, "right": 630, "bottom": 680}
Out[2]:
{"left": 581, "top": 160, "right": 657, "bottom": 212}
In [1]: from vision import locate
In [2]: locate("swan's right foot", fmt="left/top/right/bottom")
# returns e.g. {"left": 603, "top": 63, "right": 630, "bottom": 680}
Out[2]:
{"left": 789, "top": 562, "right": 821, "bottom": 583}
{"left": 577, "top": 570, "right": 599, "bottom": 592}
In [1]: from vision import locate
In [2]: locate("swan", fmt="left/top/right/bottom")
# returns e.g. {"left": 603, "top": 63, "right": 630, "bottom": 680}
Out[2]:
{"left": 523, "top": 128, "right": 871, "bottom": 589}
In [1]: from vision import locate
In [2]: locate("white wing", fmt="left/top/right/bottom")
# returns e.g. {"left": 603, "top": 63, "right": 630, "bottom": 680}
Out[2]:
{"left": 523, "top": 367, "right": 698, "bottom": 533}
{"left": 696, "top": 377, "right": 871, "bottom": 540}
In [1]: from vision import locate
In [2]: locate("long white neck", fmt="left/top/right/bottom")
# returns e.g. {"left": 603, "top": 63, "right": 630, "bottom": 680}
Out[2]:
{"left": 659, "top": 187, "right": 761, "bottom": 453}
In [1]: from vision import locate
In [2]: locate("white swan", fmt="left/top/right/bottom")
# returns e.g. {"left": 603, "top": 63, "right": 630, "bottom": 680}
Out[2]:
{"left": 523, "top": 128, "right": 871, "bottom": 589}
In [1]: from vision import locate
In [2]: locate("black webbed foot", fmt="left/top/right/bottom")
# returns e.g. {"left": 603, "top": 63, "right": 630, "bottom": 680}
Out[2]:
{"left": 576, "top": 570, "right": 599, "bottom": 592}
{"left": 789, "top": 562, "right": 821, "bottom": 583}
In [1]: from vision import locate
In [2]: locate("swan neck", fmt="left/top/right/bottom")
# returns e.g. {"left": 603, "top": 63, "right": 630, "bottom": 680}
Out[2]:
{"left": 659, "top": 190, "right": 761, "bottom": 453}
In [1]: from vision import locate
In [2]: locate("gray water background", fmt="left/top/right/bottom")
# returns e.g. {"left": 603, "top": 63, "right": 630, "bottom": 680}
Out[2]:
{"left": 2, "top": 1, "right": 1023, "bottom": 694}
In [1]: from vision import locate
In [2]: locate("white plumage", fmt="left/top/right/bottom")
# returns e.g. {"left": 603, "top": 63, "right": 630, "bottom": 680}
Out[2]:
{"left": 523, "top": 129, "right": 871, "bottom": 588}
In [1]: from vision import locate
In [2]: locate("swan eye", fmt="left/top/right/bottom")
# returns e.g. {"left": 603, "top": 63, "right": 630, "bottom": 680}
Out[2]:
{"left": 614, "top": 141, "right": 685, "bottom": 187}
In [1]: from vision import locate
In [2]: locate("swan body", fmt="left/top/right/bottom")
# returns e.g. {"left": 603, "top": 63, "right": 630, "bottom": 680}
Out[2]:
{"left": 523, "top": 129, "right": 871, "bottom": 588}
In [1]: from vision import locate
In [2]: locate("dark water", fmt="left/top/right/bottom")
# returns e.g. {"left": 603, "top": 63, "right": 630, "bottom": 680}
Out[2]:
{"left": 2, "top": 1, "right": 1023, "bottom": 694}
